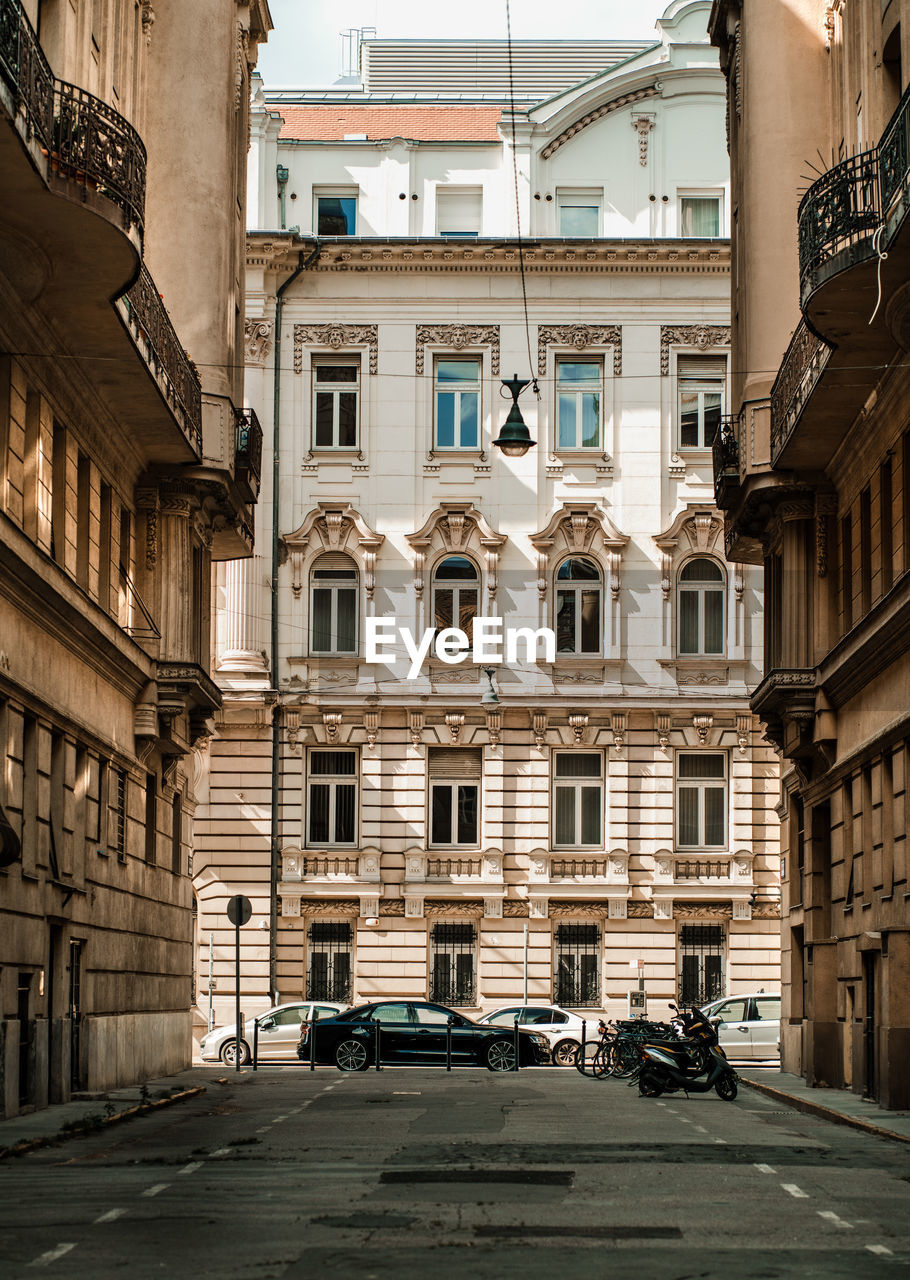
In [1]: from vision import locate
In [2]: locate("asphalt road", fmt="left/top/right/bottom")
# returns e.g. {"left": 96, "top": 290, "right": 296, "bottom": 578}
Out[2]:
{"left": 1, "top": 1065, "right": 908, "bottom": 1279}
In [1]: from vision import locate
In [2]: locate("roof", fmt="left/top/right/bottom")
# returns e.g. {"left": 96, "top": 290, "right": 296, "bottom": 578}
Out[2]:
{"left": 278, "top": 105, "right": 504, "bottom": 143}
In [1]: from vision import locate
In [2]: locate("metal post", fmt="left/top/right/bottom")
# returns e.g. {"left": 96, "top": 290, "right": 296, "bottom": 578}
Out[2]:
{"left": 309, "top": 1012, "right": 316, "bottom": 1072}
{"left": 375, "top": 1021, "right": 382, "bottom": 1071}
{"left": 446, "top": 1016, "right": 453, "bottom": 1072}
{"left": 580, "top": 1019, "right": 586, "bottom": 1072}
{"left": 522, "top": 921, "right": 529, "bottom": 1003}
{"left": 234, "top": 919, "right": 241, "bottom": 1072}
{"left": 207, "top": 934, "right": 214, "bottom": 1032}
{"left": 252, "top": 1018, "right": 259, "bottom": 1071}
{"left": 513, "top": 1015, "right": 520, "bottom": 1072}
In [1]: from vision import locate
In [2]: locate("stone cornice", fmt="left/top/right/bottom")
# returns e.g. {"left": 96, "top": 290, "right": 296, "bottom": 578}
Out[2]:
{"left": 246, "top": 234, "right": 730, "bottom": 276}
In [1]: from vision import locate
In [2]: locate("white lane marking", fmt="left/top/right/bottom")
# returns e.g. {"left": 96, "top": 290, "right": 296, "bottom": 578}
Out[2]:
{"left": 714, "top": 1138, "right": 727, "bottom": 1145}
{"left": 255, "top": 1126, "right": 270, "bottom": 1133}
{"left": 754, "top": 1163, "right": 777, "bottom": 1174}
{"left": 694, "top": 1125, "right": 708, "bottom": 1133}
{"left": 655, "top": 1101, "right": 667, "bottom": 1107}
{"left": 177, "top": 1162, "right": 204, "bottom": 1175}
{"left": 209, "top": 1147, "right": 232, "bottom": 1157}
{"left": 866, "top": 1245, "right": 894, "bottom": 1257}
{"left": 677, "top": 1117, "right": 692, "bottom": 1125}
{"left": 818, "top": 1211, "right": 853, "bottom": 1230}
{"left": 94, "top": 1208, "right": 127, "bottom": 1224}
{"left": 141, "top": 1184, "right": 169, "bottom": 1198}
{"left": 393, "top": 1091, "right": 421, "bottom": 1095}
{"left": 782, "top": 1184, "right": 809, "bottom": 1199}
{"left": 29, "top": 1243, "right": 77, "bottom": 1267}
{"left": 272, "top": 1114, "right": 290, "bottom": 1123}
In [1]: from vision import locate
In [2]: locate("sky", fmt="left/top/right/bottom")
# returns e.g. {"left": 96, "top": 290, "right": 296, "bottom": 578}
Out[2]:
{"left": 256, "top": 0, "right": 674, "bottom": 86}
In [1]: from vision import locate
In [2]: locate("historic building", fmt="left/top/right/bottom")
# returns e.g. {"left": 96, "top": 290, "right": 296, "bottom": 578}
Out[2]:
{"left": 195, "top": 0, "right": 780, "bottom": 1047}
{"left": 710, "top": 0, "right": 910, "bottom": 1106}
{"left": 0, "top": 0, "right": 271, "bottom": 1116}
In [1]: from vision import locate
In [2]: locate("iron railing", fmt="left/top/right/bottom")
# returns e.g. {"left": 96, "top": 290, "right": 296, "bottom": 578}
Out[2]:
{"left": 711, "top": 414, "right": 740, "bottom": 506}
{"left": 553, "top": 973, "right": 601, "bottom": 1007}
{"left": 306, "top": 971, "right": 353, "bottom": 1003}
{"left": 769, "top": 320, "right": 833, "bottom": 459}
{"left": 0, "top": 0, "right": 146, "bottom": 234}
{"left": 798, "top": 148, "right": 880, "bottom": 299}
{"left": 428, "top": 979, "right": 476, "bottom": 1006}
{"left": 122, "top": 265, "right": 202, "bottom": 453}
{"left": 879, "top": 80, "right": 910, "bottom": 211}
{"left": 235, "top": 407, "right": 263, "bottom": 498}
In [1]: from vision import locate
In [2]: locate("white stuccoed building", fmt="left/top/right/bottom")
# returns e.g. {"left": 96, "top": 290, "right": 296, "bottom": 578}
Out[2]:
{"left": 194, "top": 0, "right": 781, "bottom": 1051}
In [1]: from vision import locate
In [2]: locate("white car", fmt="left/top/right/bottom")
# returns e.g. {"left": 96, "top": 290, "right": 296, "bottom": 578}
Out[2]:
{"left": 700, "top": 992, "right": 781, "bottom": 1062}
{"left": 199, "top": 1000, "right": 346, "bottom": 1065}
{"left": 477, "top": 1004, "right": 597, "bottom": 1067}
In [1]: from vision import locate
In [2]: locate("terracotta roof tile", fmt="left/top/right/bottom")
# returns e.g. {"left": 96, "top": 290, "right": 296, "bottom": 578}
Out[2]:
{"left": 278, "top": 105, "right": 503, "bottom": 142}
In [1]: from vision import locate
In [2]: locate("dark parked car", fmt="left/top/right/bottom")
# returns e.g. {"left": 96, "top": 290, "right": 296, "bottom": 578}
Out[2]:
{"left": 298, "top": 999, "right": 547, "bottom": 1072}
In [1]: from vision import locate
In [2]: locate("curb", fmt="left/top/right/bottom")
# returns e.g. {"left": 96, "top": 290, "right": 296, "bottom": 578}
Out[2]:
{"left": 0, "top": 1085, "right": 207, "bottom": 1161}
{"left": 742, "top": 1076, "right": 910, "bottom": 1146}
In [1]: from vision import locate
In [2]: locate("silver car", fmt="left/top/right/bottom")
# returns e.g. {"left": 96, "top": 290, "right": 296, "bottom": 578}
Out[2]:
{"left": 477, "top": 1004, "right": 595, "bottom": 1066}
{"left": 701, "top": 992, "right": 781, "bottom": 1062}
{"left": 199, "top": 1000, "right": 346, "bottom": 1065}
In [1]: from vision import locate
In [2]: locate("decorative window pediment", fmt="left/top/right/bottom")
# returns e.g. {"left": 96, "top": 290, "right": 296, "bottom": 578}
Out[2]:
{"left": 653, "top": 504, "right": 730, "bottom": 602}
{"left": 406, "top": 503, "right": 507, "bottom": 600}
{"left": 294, "top": 324, "right": 378, "bottom": 375}
{"left": 284, "top": 502, "right": 384, "bottom": 599}
{"left": 529, "top": 503, "right": 628, "bottom": 599}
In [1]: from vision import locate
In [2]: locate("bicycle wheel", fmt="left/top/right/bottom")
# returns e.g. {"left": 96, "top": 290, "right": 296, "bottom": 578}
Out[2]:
{"left": 575, "top": 1039, "right": 607, "bottom": 1076}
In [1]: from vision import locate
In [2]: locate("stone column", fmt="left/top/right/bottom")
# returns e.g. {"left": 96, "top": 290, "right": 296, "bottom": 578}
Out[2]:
{"left": 216, "top": 554, "right": 267, "bottom": 672}
{"left": 157, "top": 487, "right": 196, "bottom": 663}
{"left": 779, "top": 500, "right": 814, "bottom": 669}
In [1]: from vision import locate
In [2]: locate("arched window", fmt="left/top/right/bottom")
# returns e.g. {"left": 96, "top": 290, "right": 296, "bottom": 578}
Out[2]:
{"left": 678, "top": 558, "right": 725, "bottom": 655}
{"left": 432, "top": 556, "right": 479, "bottom": 639}
{"left": 310, "top": 553, "right": 358, "bottom": 654}
{"left": 555, "top": 557, "right": 601, "bottom": 655}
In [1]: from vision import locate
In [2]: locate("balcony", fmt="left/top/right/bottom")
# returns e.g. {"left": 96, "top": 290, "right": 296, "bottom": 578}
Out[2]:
{"left": 281, "top": 849, "right": 381, "bottom": 887}
{"left": 403, "top": 848, "right": 504, "bottom": 916}
{"left": 651, "top": 850, "right": 754, "bottom": 909}
{"left": 712, "top": 415, "right": 741, "bottom": 509}
{"left": 527, "top": 849, "right": 629, "bottom": 912}
{"left": 235, "top": 407, "right": 263, "bottom": 503}
{"left": 769, "top": 321, "right": 834, "bottom": 465}
{"left": 750, "top": 667, "right": 816, "bottom": 759}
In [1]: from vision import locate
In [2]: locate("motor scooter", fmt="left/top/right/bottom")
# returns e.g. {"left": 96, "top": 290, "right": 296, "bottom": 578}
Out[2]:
{"left": 637, "top": 1005, "right": 738, "bottom": 1100}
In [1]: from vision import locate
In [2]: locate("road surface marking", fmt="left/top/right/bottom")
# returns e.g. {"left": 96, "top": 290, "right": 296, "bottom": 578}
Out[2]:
{"left": 177, "top": 1162, "right": 204, "bottom": 1175}
{"left": 255, "top": 1126, "right": 270, "bottom": 1133}
{"left": 271, "top": 1116, "right": 287, "bottom": 1124}
{"left": 714, "top": 1138, "right": 727, "bottom": 1144}
{"left": 754, "top": 1164, "right": 776, "bottom": 1174}
{"left": 866, "top": 1245, "right": 894, "bottom": 1257}
{"left": 393, "top": 1091, "right": 421, "bottom": 1095}
{"left": 694, "top": 1125, "right": 708, "bottom": 1133}
{"left": 782, "top": 1184, "right": 809, "bottom": 1199}
{"left": 210, "top": 1148, "right": 232, "bottom": 1157}
{"left": 818, "top": 1211, "right": 853, "bottom": 1229}
{"left": 677, "top": 1117, "right": 692, "bottom": 1124}
{"left": 94, "top": 1208, "right": 127, "bottom": 1223}
{"left": 29, "top": 1244, "right": 76, "bottom": 1267}
{"left": 141, "top": 1184, "right": 169, "bottom": 1198}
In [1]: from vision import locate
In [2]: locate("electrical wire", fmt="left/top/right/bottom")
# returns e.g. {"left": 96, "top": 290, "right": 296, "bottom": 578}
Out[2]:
{"left": 504, "top": 0, "right": 540, "bottom": 399}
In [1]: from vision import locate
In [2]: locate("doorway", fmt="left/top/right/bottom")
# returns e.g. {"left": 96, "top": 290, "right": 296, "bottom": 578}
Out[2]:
{"left": 863, "top": 951, "right": 877, "bottom": 1099}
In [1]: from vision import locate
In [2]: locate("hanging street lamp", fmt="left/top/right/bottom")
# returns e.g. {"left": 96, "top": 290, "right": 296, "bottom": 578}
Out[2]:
{"left": 493, "top": 373, "right": 536, "bottom": 457}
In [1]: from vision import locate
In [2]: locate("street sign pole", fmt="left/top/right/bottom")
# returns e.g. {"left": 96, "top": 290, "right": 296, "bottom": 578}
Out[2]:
{"left": 226, "top": 894, "right": 253, "bottom": 1073}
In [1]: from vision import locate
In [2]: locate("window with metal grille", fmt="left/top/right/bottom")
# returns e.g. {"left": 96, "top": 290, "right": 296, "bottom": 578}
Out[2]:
{"left": 112, "top": 767, "right": 126, "bottom": 863}
{"left": 678, "top": 924, "right": 725, "bottom": 1006}
{"left": 553, "top": 923, "right": 601, "bottom": 1006}
{"left": 429, "top": 922, "right": 476, "bottom": 1005}
{"left": 306, "top": 921, "right": 353, "bottom": 1002}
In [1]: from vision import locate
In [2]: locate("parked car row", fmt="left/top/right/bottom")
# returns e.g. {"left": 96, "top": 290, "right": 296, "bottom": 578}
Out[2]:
{"left": 198, "top": 991, "right": 781, "bottom": 1068}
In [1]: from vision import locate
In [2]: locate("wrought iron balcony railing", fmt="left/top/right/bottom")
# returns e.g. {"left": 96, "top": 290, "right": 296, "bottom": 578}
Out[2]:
{"left": 797, "top": 149, "right": 880, "bottom": 300}
{"left": 235, "top": 407, "right": 263, "bottom": 501}
{"left": 121, "top": 265, "right": 202, "bottom": 453}
{"left": 553, "top": 976, "right": 600, "bottom": 1008}
{"left": 879, "top": 80, "right": 910, "bottom": 212}
{"left": 769, "top": 320, "right": 833, "bottom": 460}
{"left": 711, "top": 414, "right": 740, "bottom": 506}
{"left": 0, "top": 0, "right": 146, "bottom": 234}
{"left": 305, "top": 972, "right": 353, "bottom": 1003}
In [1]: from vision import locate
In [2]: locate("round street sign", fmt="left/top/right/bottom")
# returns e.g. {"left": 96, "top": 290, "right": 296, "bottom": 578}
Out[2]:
{"left": 227, "top": 894, "right": 252, "bottom": 926}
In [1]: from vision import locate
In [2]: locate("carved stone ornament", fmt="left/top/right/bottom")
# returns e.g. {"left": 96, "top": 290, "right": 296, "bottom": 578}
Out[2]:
{"left": 244, "top": 318, "right": 273, "bottom": 366}
{"left": 283, "top": 503, "right": 384, "bottom": 599}
{"left": 631, "top": 113, "right": 655, "bottom": 166}
{"left": 531, "top": 710, "right": 547, "bottom": 752}
{"left": 445, "top": 711, "right": 465, "bottom": 743}
{"left": 530, "top": 503, "right": 629, "bottom": 599}
{"left": 409, "top": 711, "right": 424, "bottom": 747}
{"left": 322, "top": 711, "right": 342, "bottom": 742}
{"left": 364, "top": 710, "right": 379, "bottom": 750}
{"left": 736, "top": 713, "right": 751, "bottom": 754}
{"left": 537, "top": 324, "right": 622, "bottom": 377}
{"left": 406, "top": 503, "right": 507, "bottom": 601}
{"left": 611, "top": 712, "right": 626, "bottom": 753}
{"left": 541, "top": 84, "right": 659, "bottom": 159}
{"left": 654, "top": 504, "right": 724, "bottom": 601}
{"left": 693, "top": 713, "right": 713, "bottom": 744}
{"left": 486, "top": 709, "right": 502, "bottom": 748}
{"left": 660, "top": 325, "right": 731, "bottom": 376}
{"left": 294, "top": 324, "right": 378, "bottom": 375}
{"left": 141, "top": 1, "right": 155, "bottom": 44}
{"left": 656, "top": 712, "right": 671, "bottom": 751}
{"left": 815, "top": 494, "right": 838, "bottom": 578}
{"left": 415, "top": 324, "right": 500, "bottom": 376}
{"left": 568, "top": 712, "right": 589, "bottom": 743}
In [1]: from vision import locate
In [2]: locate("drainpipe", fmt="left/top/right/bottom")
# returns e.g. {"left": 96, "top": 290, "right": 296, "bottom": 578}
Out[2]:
{"left": 269, "top": 239, "right": 321, "bottom": 1003}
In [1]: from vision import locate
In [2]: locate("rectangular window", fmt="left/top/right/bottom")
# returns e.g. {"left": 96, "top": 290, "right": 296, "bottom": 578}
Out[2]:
{"left": 307, "top": 750, "right": 357, "bottom": 848}
{"left": 556, "top": 360, "right": 602, "bottom": 450}
{"left": 429, "top": 922, "right": 476, "bottom": 1005}
{"left": 677, "top": 753, "right": 727, "bottom": 849}
{"left": 144, "top": 773, "right": 157, "bottom": 865}
{"left": 678, "top": 924, "right": 725, "bottom": 1005}
{"left": 841, "top": 512, "right": 853, "bottom": 633}
{"left": 306, "top": 921, "right": 353, "bottom": 1002}
{"left": 557, "top": 189, "right": 602, "bottom": 236}
{"left": 310, "top": 554, "right": 358, "bottom": 654}
{"left": 112, "top": 766, "right": 126, "bottom": 863}
{"left": 554, "top": 924, "right": 600, "bottom": 1006}
{"left": 436, "top": 187, "right": 482, "bottom": 238}
{"left": 678, "top": 356, "right": 725, "bottom": 449}
{"left": 313, "top": 363, "right": 359, "bottom": 449}
{"left": 316, "top": 192, "right": 357, "bottom": 235}
{"left": 860, "top": 485, "right": 872, "bottom": 615}
{"left": 429, "top": 747, "right": 481, "bottom": 848}
{"left": 881, "top": 456, "right": 893, "bottom": 595}
{"left": 680, "top": 194, "right": 722, "bottom": 237}
{"left": 553, "top": 752, "right": 603, "bottom": 848}
{"left": 435, "top": 359, "right": 480, "bottom": 450}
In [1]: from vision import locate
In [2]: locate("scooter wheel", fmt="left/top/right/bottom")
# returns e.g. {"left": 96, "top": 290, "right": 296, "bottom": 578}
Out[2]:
{"left": 715, "top": 1072, "right": 737, "bottom": 1101}
{"left": 638, "top": 1072, "right": 664, "bottom": 1098}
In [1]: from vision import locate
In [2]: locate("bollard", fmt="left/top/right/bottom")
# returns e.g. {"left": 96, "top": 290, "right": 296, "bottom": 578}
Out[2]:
{"left": 375, "top": 1021, "right": 382, "bottom": 1071}
{"left": 252, "top": 1018, "right": 259, "bottom": 1072}
{"left": 309, "top": 1013, "right": 316, "bottom": 1072}
{"left": 513, "top": 1015, "right": 520, "bottom": 1072}
{"left": 446, "top": 1016, "right": 453, "bottom": 1072}
{"left": 580, "top": 1019, "right": 586, "bottom": 1072}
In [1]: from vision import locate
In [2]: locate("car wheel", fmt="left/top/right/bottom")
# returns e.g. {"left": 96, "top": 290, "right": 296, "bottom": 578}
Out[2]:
{"left": 220, "top": 1039, "right": 250, "bottom": 1067}
{"left": 485, "top": 1038, "right": 516, "bottom": 1071}
{"left": 335, "top": 1038, "right": 370, "bottom": 1072}
{"left": 715, "top": 1072, "right": 737, "bottom": 1101}
{"left": 552, "top": 1038, "right": 580, "bottom": 1068}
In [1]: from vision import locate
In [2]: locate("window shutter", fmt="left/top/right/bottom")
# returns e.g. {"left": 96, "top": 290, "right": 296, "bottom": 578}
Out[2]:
{"left": 311, "top": 552, "right": 357, "bottom": 573}
{"left": 428, "top": 747, "right": 482, "bottom": 777}
{"left": 677, "top": 356, "right": 727, "bottom": 380}
{"left": 436, "top": 188, "right": 482, "bottom": 234}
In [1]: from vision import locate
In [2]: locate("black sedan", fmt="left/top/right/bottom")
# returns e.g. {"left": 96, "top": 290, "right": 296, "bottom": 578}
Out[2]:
{"left": 297, "top": 1000, "right": 547, "bottom": 1071}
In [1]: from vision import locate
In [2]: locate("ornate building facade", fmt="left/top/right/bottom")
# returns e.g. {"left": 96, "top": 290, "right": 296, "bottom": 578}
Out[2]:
{"left": 710, "top": 0, "right": 910, "bottom": 1106}
{"left": 0, "top": 0, "right": 271, "bottom": 1116}
{"left": 195, "top": 0, "right": 781, "bottom": 1044}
